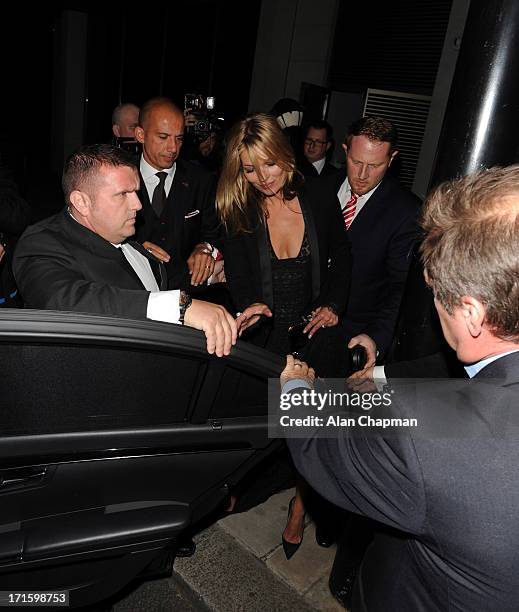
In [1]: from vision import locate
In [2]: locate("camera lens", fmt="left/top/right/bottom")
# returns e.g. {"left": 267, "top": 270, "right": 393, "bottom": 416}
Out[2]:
{"left": 349, "top": 346, "right": 368, "bottom": 373}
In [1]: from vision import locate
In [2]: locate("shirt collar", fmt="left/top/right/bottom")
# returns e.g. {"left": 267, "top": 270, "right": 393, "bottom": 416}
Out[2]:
{"left": 313, "top": 158, "right": 326, "bottom": 174}
{"left": 464, "top": 349, "right": 519, "bottom": 378}
{"left": 139, "top": 155, "right": 176, "bottom": 181}
{"left": 347, "top": 179, "right": 382, "bottom": 201}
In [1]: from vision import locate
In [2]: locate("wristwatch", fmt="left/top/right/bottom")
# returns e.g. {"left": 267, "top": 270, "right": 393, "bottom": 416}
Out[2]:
{"left": 179, "top": 290, "right": 193, "bottom": 325}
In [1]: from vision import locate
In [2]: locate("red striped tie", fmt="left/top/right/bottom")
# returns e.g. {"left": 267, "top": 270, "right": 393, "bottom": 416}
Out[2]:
{"left": 342, "top": 193, "right": 358, "bottom": 229}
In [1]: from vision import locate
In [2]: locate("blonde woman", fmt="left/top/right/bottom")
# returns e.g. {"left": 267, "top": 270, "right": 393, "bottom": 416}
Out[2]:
{"left": 217, "top": 113, "right": 351, "bottom": 557}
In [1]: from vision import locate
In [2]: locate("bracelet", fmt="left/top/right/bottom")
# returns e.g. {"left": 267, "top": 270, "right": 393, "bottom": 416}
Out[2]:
{"left": 179, "top": 290, "right": 193, "bottom": 325}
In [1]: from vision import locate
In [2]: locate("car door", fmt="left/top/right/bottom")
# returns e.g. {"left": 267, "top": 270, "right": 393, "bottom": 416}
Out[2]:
{"left": 0, "top": 309, "right": 283, "bottom": 609}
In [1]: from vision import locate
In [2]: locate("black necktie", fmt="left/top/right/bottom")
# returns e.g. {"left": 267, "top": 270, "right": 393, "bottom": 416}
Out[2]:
{"left": 151, "top": 171, "right": 167, "bottom": 217}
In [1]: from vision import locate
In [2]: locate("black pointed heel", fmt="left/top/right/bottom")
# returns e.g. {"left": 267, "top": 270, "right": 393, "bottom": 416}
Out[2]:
{"left": 281, "top": 496, "right": 305, "bottom": 560}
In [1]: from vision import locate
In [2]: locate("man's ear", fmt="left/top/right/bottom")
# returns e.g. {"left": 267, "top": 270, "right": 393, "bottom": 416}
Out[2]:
{"left": 460, "top": 295, "right": 485, "bottom": 338}
{"left": 69, "top": 190, "right": 91, "bottom": 217}
{"left": 112, "top": 124, "right": 121, "bottom": 138}
{"left": 134, "top": 126, "right": 145, "bottom": 144}
{"left": 342, "top": 143, "right": 348, "bottom": 156}
{"left": 388, "top": 149, "right": 398, "bottom": 167}
{"left": 325, "top": 141, "right": 332, "bottom": 152}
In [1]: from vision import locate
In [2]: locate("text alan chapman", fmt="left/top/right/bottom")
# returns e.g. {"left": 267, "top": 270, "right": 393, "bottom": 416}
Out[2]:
{"left": 279, "top": 414, "right": 418, "bottom": 429}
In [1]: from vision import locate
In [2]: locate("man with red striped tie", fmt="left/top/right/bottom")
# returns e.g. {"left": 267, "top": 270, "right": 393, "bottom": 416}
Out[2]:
{"left": 334, "top": 116, "right": 420, "bottom": 367}
{"left": 320, "top": 116, "right": 420, "bottom": 606}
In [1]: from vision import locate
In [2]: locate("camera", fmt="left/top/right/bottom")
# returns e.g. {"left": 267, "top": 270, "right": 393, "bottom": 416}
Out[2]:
{"left": 184, "top": 93, "right": 224, "bottom": 140}
{"left": 112, "top": 137, "right": 141, "bottom": 156}
{"left": 349, "top": 345, "right": 368, "bottom": 373}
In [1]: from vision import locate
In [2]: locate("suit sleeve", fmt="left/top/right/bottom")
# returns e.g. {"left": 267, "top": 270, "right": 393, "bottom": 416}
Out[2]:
{"left": 197, "top": 171, "right": 221, "bottom": 250}
{"left": 365, "top": 211, "right": 419, "bottom": 356}
{"left": 13, "top": 230, "right": 151, "bottom": 319}
{"left": 287, "top": 417, "right": 427, "bottom": 536}
{"left": 221, "top": 231, "right": 264, "bottom": 312}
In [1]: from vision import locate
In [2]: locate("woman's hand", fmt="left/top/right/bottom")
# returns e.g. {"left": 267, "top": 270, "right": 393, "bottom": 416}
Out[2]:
{"left": 303, "top": 306, "right": 338, "bottom": 338}
{"left": 235, "top": 302, "right": 272, "bottom": 336}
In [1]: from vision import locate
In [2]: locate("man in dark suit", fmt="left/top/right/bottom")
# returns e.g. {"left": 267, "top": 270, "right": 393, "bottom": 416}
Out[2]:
{"left": 133, "top": 97, "right": 220, "bottom": 291}
{"left": 299, "top": 119, "right": 340, "bottom": 179}
{"left": 311, "top": 116, "right": 420, "bottom": 592}
{"left": 283, "top": 165, "right": 519, "bottom": 611}
{"left": 13, "top": 144, "right": 236, "bottom": 357}
{"left": 332, "top": 116, "right": 420, "bottom": 365}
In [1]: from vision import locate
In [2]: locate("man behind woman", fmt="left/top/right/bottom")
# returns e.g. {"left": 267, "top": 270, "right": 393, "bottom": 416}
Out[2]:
{"left": 216, "top": 113, "right": 351, "bottom": 557}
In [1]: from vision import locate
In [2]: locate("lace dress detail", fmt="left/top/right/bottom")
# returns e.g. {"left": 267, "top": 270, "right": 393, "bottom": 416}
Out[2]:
{"left": 265, "top": 230, "right": 312, "bottom": 356}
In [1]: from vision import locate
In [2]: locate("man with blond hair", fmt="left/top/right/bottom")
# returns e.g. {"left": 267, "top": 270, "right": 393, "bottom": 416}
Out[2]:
{"left": 284, "top": 166, "right": 519, "bottom": 610}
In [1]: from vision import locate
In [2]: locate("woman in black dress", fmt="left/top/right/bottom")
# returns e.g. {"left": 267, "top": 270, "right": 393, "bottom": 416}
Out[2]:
{"left": 217, "top": 113, "right": 351, "bottom": 556}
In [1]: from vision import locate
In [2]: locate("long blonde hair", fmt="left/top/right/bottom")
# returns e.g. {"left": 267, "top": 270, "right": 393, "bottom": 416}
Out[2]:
{"left": 217, "top": 113, "right": 301, "bottom": 235}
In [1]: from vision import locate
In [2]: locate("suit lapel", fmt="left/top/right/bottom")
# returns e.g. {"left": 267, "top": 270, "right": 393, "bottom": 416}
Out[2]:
{"left": 167, "top": 162, "right": 190, "bottom": 253}
{"left": 347, "top": 178, "right": 390, "bottom": 238}
{"left": 299, "top": 191, "right": 320, "bottom": 301}
{"left": 129, "top": 241, "right": 168, "bottom": 290}
{"left": 254, "top": 210, "right": 274, "bottom": 310}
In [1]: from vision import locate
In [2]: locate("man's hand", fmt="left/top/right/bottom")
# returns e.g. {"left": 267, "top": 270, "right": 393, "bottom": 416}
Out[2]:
{"left": 0, "top": 244, "right": 5, "bottom": 264}
{"left": 280, "top": 354, "right": 316, "bottom": 388}
{"left": 348, "top": 333, "right": 377, "bottom": 368}
{"left": 184, "top": 299, "right": 237, "bottom": 357}
{"left": 188, "top": 243, "right": 215, "bottom": 286}
{"left": 143, "top": 241, "right": 171, "bottom": 263}
{"left": 347, "top": 364, "right": 377, "bottom": 392}
{"left": 303, "top": 306, "right": 339, "bottom": 338}
{"left": 236, "top": 302, "right": 272, "bottom": 336}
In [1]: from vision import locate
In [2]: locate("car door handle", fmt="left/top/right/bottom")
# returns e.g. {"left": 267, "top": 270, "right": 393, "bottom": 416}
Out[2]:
{"left": 0, "top": 466, "right": 48, "bottom": 490}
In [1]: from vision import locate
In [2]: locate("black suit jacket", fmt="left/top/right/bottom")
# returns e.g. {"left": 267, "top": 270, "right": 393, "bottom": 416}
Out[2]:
{"left": 298, "top": 156, "right": 340, "bottom": 179}
{"left": 135, "top": 158, "right": 219, "bottom": 289}
{"left": 329, "top": 173, "right": 420, "bottom": 357}
{"left": 223, "top": 180, "right": 351, "bottom": 315}
{"left": 289, "top": 351, "right": 519, "bottom": 611}
{"left": 13, "top": 209, "right": 167, "bottom": 319}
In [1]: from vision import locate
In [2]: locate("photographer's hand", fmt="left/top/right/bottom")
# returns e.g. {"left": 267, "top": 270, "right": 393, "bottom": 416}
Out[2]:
{"left": 184, "top": 108, "right": 196, "bottom": 127}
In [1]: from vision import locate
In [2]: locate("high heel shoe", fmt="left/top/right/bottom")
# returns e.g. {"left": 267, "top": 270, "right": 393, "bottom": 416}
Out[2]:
{"left": 282, "top": 496, "right": 305, "bottom": 560}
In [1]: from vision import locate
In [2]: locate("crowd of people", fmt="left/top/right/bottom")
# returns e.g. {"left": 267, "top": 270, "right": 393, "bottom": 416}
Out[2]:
{"left": 3, "top": 94, "right": 519, "bottom": 610}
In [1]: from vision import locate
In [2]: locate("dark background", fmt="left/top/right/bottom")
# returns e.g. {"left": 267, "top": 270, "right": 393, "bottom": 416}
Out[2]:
{"left": 0, "top": 0, "right": 453, "bottom": 216}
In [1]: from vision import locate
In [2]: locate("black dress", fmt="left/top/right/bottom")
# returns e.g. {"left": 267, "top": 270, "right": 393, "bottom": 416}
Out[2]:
{"left": 244, "top": 226, "right": 348, "bottom": 378}
{"left": 264, "top": 229, "right": 312, "bottom": 355}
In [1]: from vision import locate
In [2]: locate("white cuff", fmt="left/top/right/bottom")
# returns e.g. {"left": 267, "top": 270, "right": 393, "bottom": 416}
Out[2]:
{"left": 147, "top": 290, "right": 181, "bottom": 324}
{"left": 373, "top": 365, "right": 387, "bottom": 392}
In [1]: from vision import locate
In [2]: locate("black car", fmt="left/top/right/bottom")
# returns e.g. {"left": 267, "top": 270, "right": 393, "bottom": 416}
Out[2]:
{"left": 0, "top": 310, "right": 282, "bottom": 609}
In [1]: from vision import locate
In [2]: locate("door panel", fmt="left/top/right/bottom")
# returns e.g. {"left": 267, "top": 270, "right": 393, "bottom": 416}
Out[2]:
{"left": 0, "top": 310, "right": 283, "bottom": 608}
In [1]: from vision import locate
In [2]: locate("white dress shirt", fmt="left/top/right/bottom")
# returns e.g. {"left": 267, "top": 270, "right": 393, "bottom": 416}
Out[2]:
{"left": 140, "top": 156, "right": 176, "bottom": 201}
{"left": 312, "top": 158, "right": 326, "bottom": 175}
{"left": 114, "top": 243, "right": 181, "bottom": 324}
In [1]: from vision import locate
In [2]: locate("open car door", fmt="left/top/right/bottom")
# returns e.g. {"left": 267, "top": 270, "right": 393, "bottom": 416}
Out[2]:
{"left": 0, "top": 310, "right": 283, "bottom": 608}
